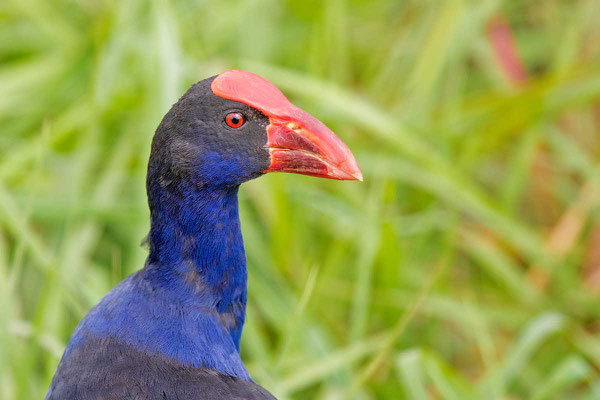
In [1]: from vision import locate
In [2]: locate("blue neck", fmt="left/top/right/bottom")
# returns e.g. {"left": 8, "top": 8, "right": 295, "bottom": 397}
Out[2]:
{"left": 69, "top": 180, "right": 252, "bottom": 379}
{"left": 145, "top": 181, "right": 247, "bottom": 349}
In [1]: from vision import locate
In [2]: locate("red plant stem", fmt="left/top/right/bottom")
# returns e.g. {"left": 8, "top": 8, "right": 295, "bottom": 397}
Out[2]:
{"left": 487, "top": 16, "right": 528, "bottom": 86}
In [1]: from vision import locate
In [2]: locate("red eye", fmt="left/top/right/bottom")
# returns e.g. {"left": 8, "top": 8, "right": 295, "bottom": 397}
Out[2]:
{"left": 225, "top": 112, "right": 245, "bottom": 128}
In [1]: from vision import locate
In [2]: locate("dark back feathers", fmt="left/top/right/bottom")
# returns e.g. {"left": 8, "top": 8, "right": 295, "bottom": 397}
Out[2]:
{"left": 46, "top": 337, "right": 276, "bottom": 400}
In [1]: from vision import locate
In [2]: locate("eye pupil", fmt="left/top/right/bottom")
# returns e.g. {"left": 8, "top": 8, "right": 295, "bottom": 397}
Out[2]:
{"left": 226, "top": 112, "right": 244, "bottom": 128}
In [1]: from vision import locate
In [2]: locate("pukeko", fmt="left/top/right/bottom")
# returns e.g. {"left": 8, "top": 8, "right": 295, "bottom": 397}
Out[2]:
{"left": 46, "top": 70, "right": 362, "bottom": 399}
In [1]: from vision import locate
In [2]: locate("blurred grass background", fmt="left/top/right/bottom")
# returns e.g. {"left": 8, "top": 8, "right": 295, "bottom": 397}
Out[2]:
{"left": 2, "top": 0, "right": 600, "bottom": 399}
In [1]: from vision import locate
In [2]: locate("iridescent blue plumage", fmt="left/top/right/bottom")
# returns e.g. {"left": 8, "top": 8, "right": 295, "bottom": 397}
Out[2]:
{"left": 64, "top": 184, "right": 249, "bottom": 379}
{"left": 47, "top": 76, "right": 274, "bottom": 399}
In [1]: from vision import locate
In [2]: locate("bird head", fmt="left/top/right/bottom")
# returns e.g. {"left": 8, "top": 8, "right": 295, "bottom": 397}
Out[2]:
{"left": 149, "top": 69, "right": 362, "bottom": 190}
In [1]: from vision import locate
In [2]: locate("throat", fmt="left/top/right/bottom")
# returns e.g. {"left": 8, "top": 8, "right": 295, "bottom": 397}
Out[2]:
{"left": 145, "top": 182, "right": 248, "bottom": 349}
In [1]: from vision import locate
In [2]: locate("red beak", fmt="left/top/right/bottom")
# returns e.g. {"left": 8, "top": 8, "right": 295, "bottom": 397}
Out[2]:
{"left": 211, "top": 70, "right": 362, "bottom": 181}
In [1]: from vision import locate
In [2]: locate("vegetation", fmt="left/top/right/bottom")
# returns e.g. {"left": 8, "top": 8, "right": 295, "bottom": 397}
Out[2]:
{"left": 2, "top": 0, "right": 600, "bottom": 398}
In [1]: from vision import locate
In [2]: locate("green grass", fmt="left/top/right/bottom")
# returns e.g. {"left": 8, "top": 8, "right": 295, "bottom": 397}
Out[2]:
{"left": 2, "top": 0, "right": 600, "bottom": 398}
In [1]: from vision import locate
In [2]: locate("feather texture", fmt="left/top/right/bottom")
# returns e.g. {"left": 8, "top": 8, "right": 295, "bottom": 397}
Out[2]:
{"left": 46, "top": 337, "right": 275, "bottom": 400}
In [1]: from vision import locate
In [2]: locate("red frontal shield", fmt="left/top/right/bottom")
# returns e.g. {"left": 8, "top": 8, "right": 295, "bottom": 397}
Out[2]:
{"left": 211, "top": 70, "right": 362, "bottom": 181}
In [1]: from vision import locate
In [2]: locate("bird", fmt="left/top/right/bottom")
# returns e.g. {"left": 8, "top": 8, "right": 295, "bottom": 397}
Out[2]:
{"left": 46, "top": 69, "right": 362, "bottom": 399}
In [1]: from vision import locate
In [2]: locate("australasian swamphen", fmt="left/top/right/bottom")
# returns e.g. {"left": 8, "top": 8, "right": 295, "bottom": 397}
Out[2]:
{"left": 46, "top": 70, "right": 362, "bottom": 399}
